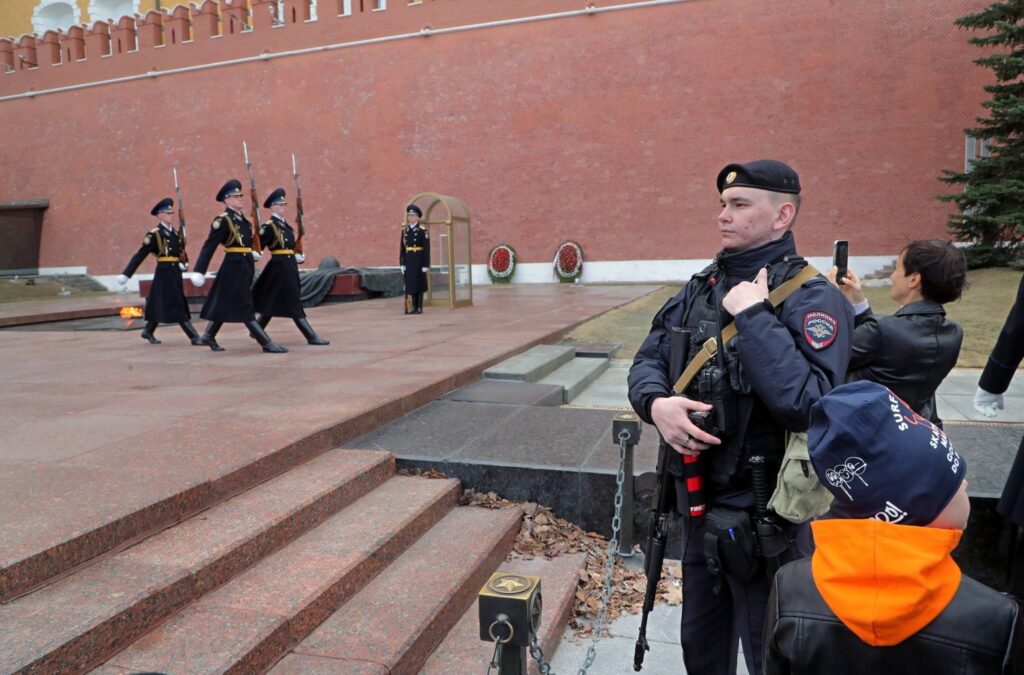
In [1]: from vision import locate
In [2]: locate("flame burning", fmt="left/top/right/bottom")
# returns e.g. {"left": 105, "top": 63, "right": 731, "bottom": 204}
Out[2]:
{"left": 120, "top": 306, "right": 144, "bottom": 319}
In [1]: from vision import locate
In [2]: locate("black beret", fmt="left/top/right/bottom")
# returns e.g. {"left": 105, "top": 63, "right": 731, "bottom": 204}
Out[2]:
{"left": 717, "top": 159, "right": 800, "bottom": 195}
{"left": 263, "top": 187, "right": 286, "bottom": 209}
{"left": 406, "top": 204, "right": 423, "bottom": 218}
{"left": 150, "top": 197, "right": 174, "bottom": 216}
{"left": 216, "top": 179, "right": 243, "bottom": 202}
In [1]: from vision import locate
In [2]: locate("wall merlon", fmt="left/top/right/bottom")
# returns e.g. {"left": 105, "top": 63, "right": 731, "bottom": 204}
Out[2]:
{"left": 111, "top": 16, "right": 138, "bottom": 56}
{"left": 165, "top": 6, "right": 192, "bottom": 45}
{"left": 63, "top": 25, "right": 85, "bottom": 63}
{"left": 14, "top": 34, "right": 37, "bottom": 71}
{"left": 283, "top": 0, "right": 312, "bottom": 25}
{"left": 251, "top": 0, "right": 277, "bottom": 31}
{"left": 191, "top": 0, "right": 220, "bottom": 41}
{"left": 137, "top": 11, "right": 164, "bottom": 50}
{"left": 0, "top": 39, "right": 14, "bottom": 72}
{"left": 38, "top": 29, "right": 60, "bottom": 67}
{"left": 85, "top": 21, "right": 111, "bottom": 58}
{"left": 219, "top": 0, "right": 249, "bottom": 36}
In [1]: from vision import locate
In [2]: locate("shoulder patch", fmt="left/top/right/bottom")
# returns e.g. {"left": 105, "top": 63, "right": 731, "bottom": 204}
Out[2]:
{"left": 212, "top": 218, "right": 222, "bottom": 230}
{"left": 803, "top": 311, "right": 838, "bottom": 350}
{"left": 143, "top": 233, "right": 153, "bottom": 243}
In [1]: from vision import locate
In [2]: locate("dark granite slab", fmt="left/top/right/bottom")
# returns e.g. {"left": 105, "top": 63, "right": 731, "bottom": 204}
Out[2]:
{"left": 442, "top": 379, "right": 565, "bottom": 406}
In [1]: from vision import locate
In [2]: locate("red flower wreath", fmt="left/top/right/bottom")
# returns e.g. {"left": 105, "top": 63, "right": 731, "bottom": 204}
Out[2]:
{"left": 554, "top": 241, "right": 584, "bottom": 282}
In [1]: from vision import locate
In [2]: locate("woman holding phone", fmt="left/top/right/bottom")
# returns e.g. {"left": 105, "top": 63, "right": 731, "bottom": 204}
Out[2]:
{"left": 828, "top": 239, "right": 967, "bottom": 426}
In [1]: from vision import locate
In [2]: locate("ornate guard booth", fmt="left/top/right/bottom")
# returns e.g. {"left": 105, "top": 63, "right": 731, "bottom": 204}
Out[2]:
{"left": 405, "top": 193, "right": 473, "bottom": 309}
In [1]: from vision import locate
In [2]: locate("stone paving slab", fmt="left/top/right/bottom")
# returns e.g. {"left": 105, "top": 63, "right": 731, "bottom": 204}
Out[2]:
{"left": 442, "top": 379, "right": 565, "bottom": 406}
{"left": 484, "top": 344, "right": 576, "bottom": 382}
{"left": 0, "top": 295, "right": 137, "bottom": 327}
{"left": 0, "top": 285, "right": 658, "bottom": 602}
{"left": 539, "top": 356, "right": 610, "bottom": 403}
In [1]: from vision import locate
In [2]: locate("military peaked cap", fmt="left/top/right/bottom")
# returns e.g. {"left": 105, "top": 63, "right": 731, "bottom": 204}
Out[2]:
{"left": 216, "top": 179, "right": 244, "bottom": 202}
{"left": 263, "top": 187, "right": 287, "bottom": 209}
{"left": 406, "top": 204, "right": 423, "bottom": 218}
{"left": 717, "top": 159, "right": 801, "bottom": 195}
{"left": 150, "top": 197, "right": 174, "bottom": 216}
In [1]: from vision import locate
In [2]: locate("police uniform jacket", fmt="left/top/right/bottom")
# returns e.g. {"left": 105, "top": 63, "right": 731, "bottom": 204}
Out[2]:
{"left": 847, "top": 299, "right": 962, "bottom": 425}
{"left": 399, "top": 224, "right": 430, "bottom": 294}
{"left": 193, "top": 208, "right": 257, "bottom": 323}
{"left": 252, "top": 215, "right": 305, "bottom": 319}
{"left": 627, "top": 232, "right": 853, "bottom": 498}
{"left": 121, "top": 224, "right": 191, "bottom": 323}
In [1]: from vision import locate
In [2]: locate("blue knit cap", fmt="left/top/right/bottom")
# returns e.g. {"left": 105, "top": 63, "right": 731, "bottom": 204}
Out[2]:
{"left": 807, "top": 381, "right": 966, "bottom": 526}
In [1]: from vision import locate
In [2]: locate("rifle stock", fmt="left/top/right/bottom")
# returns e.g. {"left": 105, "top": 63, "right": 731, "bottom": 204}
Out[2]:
{"left": 292, "top": 153, "right": 305, "bottom": 255}
{"left": 634, "top": 326, "right": 689, "bottom": 672}
{"left": 172, "top": 166, "right": 189, "bottom": 270}
{"left": 242, "top": 141, "right": 263, "bottom": 250}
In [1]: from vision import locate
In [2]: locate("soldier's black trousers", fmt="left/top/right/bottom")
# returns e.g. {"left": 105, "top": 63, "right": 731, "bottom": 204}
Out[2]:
{"left": 679, "top": 514, "right": 810, "bottom": 675}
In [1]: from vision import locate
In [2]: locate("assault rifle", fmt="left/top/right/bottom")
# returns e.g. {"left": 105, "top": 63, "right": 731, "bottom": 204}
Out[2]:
{"left": 242, "top": 141, "right": 263, "bottom": 250}
{"left": 291, "top": 153, "right": 306, "bottom": 255}
{"left": 172, "top": 166, "right": 189, "bottom": 271}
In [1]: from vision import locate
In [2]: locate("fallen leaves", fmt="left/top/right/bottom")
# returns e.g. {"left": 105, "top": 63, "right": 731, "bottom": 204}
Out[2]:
{"left": 461, "top": 488, "right": 682, "bottom": 639}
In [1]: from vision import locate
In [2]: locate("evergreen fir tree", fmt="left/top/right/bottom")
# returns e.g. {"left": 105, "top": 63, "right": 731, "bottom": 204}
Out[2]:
{"left": 940, "top": 0, "right": 1024, "bottom": 265}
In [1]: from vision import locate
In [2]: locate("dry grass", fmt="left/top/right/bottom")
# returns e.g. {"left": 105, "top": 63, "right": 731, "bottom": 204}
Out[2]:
{"left": 567, "top": 268, "right": 1023, "bottom": 368}
{"left": 0, "top": 278, "right": 113, "bottom": 304}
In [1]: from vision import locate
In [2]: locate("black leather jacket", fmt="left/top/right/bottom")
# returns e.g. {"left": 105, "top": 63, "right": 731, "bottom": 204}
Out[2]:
{"left": 766, "top": 558, "right": 1023, "bottom": 675}
{"left": 847, "top": 299, "right": 962, "bottom": 424}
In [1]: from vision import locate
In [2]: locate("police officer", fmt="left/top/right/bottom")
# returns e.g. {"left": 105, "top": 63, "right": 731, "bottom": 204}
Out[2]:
{"left": 251, "top": 188, "right": 329, "bottom": 345}
{"left": 399, "top": 204, "right": 430, "bottom": 314}
{"left": 627, "top": 160, "right": 853, "bottom": 675}
{"left": 189, "top": 179, "right": 287, "bottom": 353}
{"left": 117, "top": 197, "right": 201, "bottom": 345}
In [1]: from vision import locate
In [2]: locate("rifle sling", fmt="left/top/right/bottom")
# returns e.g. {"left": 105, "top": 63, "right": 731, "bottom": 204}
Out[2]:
{"left": 672, "top": 264, "right": 820, "bottom": 394}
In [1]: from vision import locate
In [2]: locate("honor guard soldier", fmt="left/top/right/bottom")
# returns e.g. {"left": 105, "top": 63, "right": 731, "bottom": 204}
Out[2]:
{"left": 189, "top": 179, "right": 287, "bottom": 353}
{"left": 628, "top": 160, "right": 853, "bottom": 675}
{"left": 251, "top": 188, "right": 329, "bottom": 345}
{"left": 400, "top": 204, "right": 430, "bottom": 314}
{"left": 117, "top": 197, "right": 201, "bottom": 345}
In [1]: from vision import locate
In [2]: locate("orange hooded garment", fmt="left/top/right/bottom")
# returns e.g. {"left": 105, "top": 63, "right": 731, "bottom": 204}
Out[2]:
{"left": 810, "top": 518, "right": 963, "bottom": 646}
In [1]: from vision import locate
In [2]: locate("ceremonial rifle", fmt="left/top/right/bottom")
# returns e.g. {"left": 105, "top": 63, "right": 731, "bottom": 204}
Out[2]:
{"left": 242, "top": 141, "right": 263, "bottom": 250}
{"left": 172, "top": 166, "right": 189, "bottom": 271}
{"left": 291, "top": 153, "right": 306, "bottom": 255}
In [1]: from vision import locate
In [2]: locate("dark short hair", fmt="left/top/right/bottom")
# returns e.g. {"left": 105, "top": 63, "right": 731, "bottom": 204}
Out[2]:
{"left": 901, "top": 240, "right": 968, "bottom": 304}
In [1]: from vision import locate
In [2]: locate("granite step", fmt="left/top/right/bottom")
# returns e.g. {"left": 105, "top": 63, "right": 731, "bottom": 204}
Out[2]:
{"left": 269, "top": 505, "right": 524, "bottom": 674}
{"left": 539, "top": 356, "right": 610, "bottom": 403}
{"left": 100, "top": 475, "right": 461, "bottom": 674}
{"left": 483, "top": 345, "right": 576, "bottom": 383}
{"left": 0, "top": 449, "right": 394, "bottom": 674}
{"left": 420, "top": 553, "right": 587, "bottom": 675}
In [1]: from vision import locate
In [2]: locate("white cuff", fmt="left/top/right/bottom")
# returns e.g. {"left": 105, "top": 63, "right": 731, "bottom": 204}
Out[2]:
{"left": 852, "top": 300, "right": 870, "bottom": 316}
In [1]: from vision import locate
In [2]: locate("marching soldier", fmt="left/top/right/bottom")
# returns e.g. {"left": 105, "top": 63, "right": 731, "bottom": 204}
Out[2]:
{"left": 400, "top": 204, "right": 430, "bottom": 314}
{"left": 117, "top": 197, "right": 200, "bottom": 345}
{"left": 189, "top": 179, "right": 287, "bottom": 353}
{"left": 251, "top": 188, "right": 329, "bottom": 345}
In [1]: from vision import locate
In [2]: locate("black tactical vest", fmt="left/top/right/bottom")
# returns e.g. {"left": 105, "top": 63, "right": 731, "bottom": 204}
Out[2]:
{"left": 673, "top": 255, "right": 810, "bottom": 489}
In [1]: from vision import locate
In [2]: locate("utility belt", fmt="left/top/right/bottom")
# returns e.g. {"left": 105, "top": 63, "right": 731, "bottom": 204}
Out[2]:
{"left": 156, "top": 256, "right": 180, "bottom": 263}
{"left": 270, "top": 249, "right": 294, "bottom": 256}
{"left": 702, "top": 504, "right": 791, "bottom": 589}
{"left": 404, "top": 246, "right": 424, "bottom": 252}
{"left": 224, "top": 247, "right": 252, "bottom": 254}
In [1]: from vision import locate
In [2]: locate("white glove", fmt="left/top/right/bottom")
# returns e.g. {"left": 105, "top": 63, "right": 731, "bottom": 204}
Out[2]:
{"left": 295, "top": 254, "right": 305, "bottom": 264}
{"left": 973, "top": 387, "right": 1004, "bottom": 418}
{"left": 401, "top": 265, "right": 406, "bottom": 273}
{"left": 116, "top": 274, "right": 129, "bottom": 286}
{"left": 421, "top": 267, "right": 428, "bottom": 274}
{"left": 178, "top": 263, "right": 187, "bottom": 271}
{"left": 190, "top": 272, "right": 206, "bottom": 288}
{"left": 251, "top": 251, "right": 263, "bottom": 261}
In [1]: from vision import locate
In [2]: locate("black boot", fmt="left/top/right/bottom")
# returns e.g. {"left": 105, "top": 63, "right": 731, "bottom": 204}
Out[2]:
{"left": 295, "top": 317, "right": 329, "bottom": 346}
{"left": 180, "top": 320, "right": 200, "bottom": 344}
{"left": 258, "top": 314, "right": 271, "bottom": 329}
{"left": 245, "top": 320, "right": 288, "bottom": 353}
{"left": 194, "top": 321, "right": 224, "bottom": 351}
{"left": 140, "top": 321, "right": 161, "bottom": 344}
{"left": 414, "top": 293, "right": 424, "bottom": 314}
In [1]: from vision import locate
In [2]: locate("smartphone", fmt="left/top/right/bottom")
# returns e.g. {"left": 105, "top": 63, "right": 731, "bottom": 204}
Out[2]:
{"left": 833, "top": 240, "right": 849, "bottom": 286}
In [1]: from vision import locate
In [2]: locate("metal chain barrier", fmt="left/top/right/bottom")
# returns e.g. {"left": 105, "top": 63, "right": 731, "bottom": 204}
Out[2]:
{"left": 522, "top": 428, "right": 632, "bottom": 675}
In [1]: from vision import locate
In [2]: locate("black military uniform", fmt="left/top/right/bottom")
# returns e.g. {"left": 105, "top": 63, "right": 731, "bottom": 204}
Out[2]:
{"left": 252, "top": 188, "right": 328, "bottom": 345}
{"left": 627, "top": 161, "right": 853, "bottom": 675}
{"left": 190, "top": 179, "right": 286, "bottom": 353}
{"left": 399, "top": 204, "right": 430, "bottom": 314}
{"left": 119, "top": 197, "right": 200, "bottom": 345}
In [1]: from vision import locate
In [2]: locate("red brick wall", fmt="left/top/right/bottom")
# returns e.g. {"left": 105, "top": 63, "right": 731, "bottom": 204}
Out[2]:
{"left": 0, "top": 0, "right": 990, "bottom": 274}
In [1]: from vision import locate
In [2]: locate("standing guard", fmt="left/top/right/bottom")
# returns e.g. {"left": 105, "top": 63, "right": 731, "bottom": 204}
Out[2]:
{"left": 117, "top": 197, "right": 200, "bottom": 345}
{"left": 189, "top": 179, "right": 287, "bottom": 353}
{"left": 252, "top": 188, "right": 329, "bottom": 345}
{"left": 400, "top": 204, "right": 430, "bottom": 314}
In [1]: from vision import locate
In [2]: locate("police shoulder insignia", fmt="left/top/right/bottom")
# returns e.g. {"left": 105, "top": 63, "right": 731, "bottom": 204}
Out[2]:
{"left": 803, "top": 311, "right": 838, "bottom": 350}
